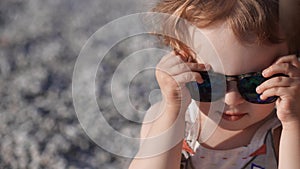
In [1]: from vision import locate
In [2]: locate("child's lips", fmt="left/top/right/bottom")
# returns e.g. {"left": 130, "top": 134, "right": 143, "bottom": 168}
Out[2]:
{"left": 222, "top": 112, "right": 247, "bottom": 121}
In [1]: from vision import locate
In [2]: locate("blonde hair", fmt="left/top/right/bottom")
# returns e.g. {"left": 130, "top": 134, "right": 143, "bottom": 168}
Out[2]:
{"left": 152, "top": 0, "right": 285, "bottom": 60}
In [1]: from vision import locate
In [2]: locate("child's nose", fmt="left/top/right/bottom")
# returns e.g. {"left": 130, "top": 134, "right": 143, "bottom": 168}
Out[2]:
{"left": 224, "top": 81, "right": 245, "bottom": 106}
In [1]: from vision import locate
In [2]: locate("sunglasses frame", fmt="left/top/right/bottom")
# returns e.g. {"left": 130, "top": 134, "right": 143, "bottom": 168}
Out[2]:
{"left": 186, "top": 71, "right": 286, "bottom": 104}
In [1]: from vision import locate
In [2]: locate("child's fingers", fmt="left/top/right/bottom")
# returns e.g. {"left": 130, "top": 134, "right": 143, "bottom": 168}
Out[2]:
{"left": 274, "top": 54, "right": 300, "bottom": 68}
{"left": 158, "top": 51, "right": 183, "bottom": 67}
{"left": 167, "top": 62, "right": 207, "bottom": 76}
{"left": 159, "top": 53, "right": 184, "bottom": 68}
{"left": 257, "top": 77, "right": 300, "bottom": 100}
{"left": 157, "top": 52, "right": 209, "bottom": 77}
{"left": 262, "top": 62, "right": 300, "bottom": 78}
{"left": 256, "top": 76, "right": 292, "bottom": 94}
{"left": 258, "top": 83, "right": 300, "bottom": 101}
{"left": 156, "top": 54, "right": 184, "bottom": 76}
{"left": 157, "top": 61, "right": 205, "bottom": 77}
{"left": 259, "top": 87, "right": 288, "bottom": 101}
{"left": 159, "top": 51, "right": 193, "bottom": 68}
{"left": 172, "top": 72, "right": 203, "bottom": 85}
{"left": 159, "top": 51, "right": 177, "bottom": 63}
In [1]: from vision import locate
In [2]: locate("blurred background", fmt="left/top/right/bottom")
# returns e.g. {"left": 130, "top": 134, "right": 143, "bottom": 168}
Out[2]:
{"left": 0, "top": 0, "right": 165, "bottom": 168}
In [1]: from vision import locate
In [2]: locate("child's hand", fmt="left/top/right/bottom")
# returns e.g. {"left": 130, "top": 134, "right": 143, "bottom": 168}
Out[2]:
{"left": 257, "top": 54, "right": 300, "bottom": 124}
{"left": 156, "top": 51, "right": 206, "bottom": 108}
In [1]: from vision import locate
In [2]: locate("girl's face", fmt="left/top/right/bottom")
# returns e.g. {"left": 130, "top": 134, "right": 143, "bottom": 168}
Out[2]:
{"left": 189, "top": 23, "right": 289, "bottom": 130}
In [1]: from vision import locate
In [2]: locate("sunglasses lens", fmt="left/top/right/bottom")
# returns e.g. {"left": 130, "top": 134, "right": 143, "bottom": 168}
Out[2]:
{"left": 187, "top": 72, "right": 283, "bottom": 104}
{"left": 186, "top": 72, "right": 225, "bottom": 102}
{"left": 238, "top": 74, "right": 277, "bottom": 104}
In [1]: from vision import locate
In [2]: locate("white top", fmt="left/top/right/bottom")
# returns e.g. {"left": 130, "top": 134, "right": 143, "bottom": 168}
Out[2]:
{"left": 181, "top": 101, "right": 280, "bottom": 169}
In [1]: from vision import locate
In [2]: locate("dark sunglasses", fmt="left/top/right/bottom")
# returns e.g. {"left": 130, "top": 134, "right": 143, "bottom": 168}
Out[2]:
{"left": 186, "top": 71, "right": 287, "bottom": 104}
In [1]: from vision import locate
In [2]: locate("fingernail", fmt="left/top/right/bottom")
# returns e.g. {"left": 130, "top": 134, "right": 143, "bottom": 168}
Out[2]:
{"left": 256, "top": 86, "right": 261, "bottom": 93}
{"left": 262, "top": 70, "right": 268, "bottom": 77}
{"left": 205, "top": 64, "right": 211, "bottom": 70}
{"left": 197, "top": 77, "right": 203, "bottom": 83}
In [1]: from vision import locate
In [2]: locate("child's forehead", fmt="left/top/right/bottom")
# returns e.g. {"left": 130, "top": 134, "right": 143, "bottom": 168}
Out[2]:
{"left": 186, "top": 24, "right": 288, "bottom": 75}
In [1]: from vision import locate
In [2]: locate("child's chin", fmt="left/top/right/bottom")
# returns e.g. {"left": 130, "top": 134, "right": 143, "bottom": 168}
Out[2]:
{"left": 217, "top": 120, "right": 250, "bottom": 131}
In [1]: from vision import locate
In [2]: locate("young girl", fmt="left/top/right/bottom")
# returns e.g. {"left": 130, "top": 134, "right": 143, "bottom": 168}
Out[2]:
{"left": 129, "top": 1, "right": 300, "bottom": 169}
